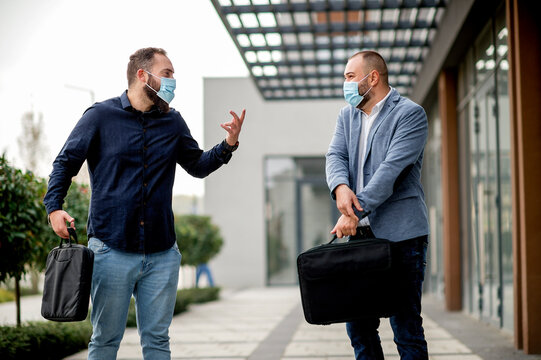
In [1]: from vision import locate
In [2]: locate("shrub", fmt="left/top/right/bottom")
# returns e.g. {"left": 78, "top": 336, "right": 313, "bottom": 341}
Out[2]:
{"left": 0, "top": 321, "right": 92, "bottom": 360}
{"left": 0, "top": 156, "right": 45, "bottom": 283}
{"left": 181, "top": 287, "right": 221, "bottom": 304}
{"left": 0, "top": 155, "right": 47, "bottom": 325}
{"left": 173, "top": 294, "right": 190, "bottom": 315}
{"left": 174, "top": 215, "right": 223, "bottom": 266}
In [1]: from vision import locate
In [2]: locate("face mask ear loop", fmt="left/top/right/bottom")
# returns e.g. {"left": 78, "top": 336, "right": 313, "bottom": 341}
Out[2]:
{"left": 360, "top": 72, "right": 373, "bottom": 98}
{"left": 145, "top": 82, "right": 159, "bottom": 94}
{"left": 361, "top": 86, "right": 373, "bottom": 98}
{"left": 144, "top": 70, "right": 159, "bottom": 94}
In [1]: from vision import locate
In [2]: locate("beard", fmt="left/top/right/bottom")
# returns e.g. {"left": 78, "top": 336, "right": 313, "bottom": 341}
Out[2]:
{"left": 144, "top": 78, "right": 170, "bottom": 113}
{"left": 357, "top": 85, "right": 373, "bottom": 109}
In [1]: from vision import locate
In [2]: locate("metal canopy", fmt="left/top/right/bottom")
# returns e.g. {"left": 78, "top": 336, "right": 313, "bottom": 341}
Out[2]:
{"left": 211, "top": 0, "right": 448, "bottom": 100}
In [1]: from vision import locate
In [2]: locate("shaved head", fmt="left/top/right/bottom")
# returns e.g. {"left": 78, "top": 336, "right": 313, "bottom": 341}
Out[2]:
{"left": 349, "top": 51, "right": 389, "bottom": 86}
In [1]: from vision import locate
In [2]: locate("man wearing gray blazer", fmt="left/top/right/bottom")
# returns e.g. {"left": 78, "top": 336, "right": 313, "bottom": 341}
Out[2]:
{"left": 326, "top": 50, "right": 429, "bottom": 360}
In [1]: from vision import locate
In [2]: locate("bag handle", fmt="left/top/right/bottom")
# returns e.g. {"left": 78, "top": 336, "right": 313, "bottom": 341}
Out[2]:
{"left": 328, "top": 235, "right": 339, "bottom": 244}
{"left": 58, "top": 227, "right": 78, "bottom": 248}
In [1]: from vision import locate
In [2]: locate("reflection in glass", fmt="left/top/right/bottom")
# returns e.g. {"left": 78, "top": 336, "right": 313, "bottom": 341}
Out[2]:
{"left": 422, "top": 101, "right": 443, "bottom": 297}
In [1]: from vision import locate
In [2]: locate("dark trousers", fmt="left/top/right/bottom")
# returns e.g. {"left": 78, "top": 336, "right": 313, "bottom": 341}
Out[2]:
{"left": 346, "top": 228, "right": 429, "bottom": 360}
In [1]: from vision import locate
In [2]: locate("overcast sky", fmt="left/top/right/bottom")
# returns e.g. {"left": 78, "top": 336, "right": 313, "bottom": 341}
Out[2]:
{"left": 0, "top": 0, "right": 248, "bottom": 196}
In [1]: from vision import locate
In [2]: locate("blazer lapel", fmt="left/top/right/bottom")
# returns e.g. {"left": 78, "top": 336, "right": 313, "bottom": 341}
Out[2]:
{"left": 363, "top": 88, "right": 400, "bottom": 165}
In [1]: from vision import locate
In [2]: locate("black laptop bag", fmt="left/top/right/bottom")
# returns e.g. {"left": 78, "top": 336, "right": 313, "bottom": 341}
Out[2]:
{"left": 41, "top": 228, "right": 94, "bottom": 322}
{"left": 297, "top": 235, "right": 399, "bottom": 325}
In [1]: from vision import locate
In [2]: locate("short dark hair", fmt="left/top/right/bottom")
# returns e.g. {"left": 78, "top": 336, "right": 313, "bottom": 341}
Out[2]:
{"left": 349, "top": 50, "right": 389, "bottom": 86}
{"left": 127, "top": 47, "right": 168, "bottom": 87}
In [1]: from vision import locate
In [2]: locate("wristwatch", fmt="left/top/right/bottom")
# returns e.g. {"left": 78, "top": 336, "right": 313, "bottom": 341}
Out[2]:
{"left": 222, "top": 139, "right": 239, "bottom": 153}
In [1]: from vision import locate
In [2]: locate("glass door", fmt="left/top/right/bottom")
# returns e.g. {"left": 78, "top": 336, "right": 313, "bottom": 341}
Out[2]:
{"left": 298, "top": 179, "right": 339, "bottom": 253}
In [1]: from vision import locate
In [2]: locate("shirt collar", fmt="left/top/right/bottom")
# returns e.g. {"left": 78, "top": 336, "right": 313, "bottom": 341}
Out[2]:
{"left": 120, "top": 90, "right": 134, "bottom": 111}
{"left": 121, "top": 90, "right": 163, "bottom": 115}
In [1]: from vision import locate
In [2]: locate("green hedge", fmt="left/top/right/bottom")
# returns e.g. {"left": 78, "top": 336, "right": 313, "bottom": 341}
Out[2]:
{"left": 0, "top": 321, "right": 92, "bottom": 360}
{"left": 181, "top": 286, "right": 220, "bottom": 304}
{"left": 126, "top": 287, "right": 220, "bottom": 327}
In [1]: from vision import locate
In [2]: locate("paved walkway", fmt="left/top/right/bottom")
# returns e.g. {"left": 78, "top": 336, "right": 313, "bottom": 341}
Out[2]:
{"left": 2, "top": 288, "right": 539, "bottom": 359}
{"left": 62, "top": 287, "right": 540, "bottom": 360}
{"left": 0, "top": 294, "right": 44, "bottom": 325}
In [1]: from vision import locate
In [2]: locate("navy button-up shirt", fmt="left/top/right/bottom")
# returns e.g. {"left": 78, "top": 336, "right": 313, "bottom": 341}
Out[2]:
{"left": 44, "top": 91, "right": 233, "bottom": 253}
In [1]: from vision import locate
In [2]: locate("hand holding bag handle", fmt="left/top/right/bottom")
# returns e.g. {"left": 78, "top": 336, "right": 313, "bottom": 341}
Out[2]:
{"left": 58, "top": 227, "right": 78, "bottom": 248}
{"left": 328, "top": 211, "right": 372, "bottom": 244}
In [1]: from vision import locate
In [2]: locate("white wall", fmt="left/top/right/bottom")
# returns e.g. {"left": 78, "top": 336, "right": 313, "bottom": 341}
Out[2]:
{"left": 204, "top": 77, "right": 343, "bottom": 288}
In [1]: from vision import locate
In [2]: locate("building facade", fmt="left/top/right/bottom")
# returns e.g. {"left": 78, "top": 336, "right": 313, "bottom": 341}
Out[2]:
{"left": 204, "top": 0, "right": 541, "bottom": 354}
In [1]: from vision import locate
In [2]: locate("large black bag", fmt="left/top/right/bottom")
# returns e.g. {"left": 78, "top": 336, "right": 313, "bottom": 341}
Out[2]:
{"left": 41, "top": 228, "right": 94, "bottom": 322}
{"left": 297, "top": 235, "right": 399, "bottom": 325}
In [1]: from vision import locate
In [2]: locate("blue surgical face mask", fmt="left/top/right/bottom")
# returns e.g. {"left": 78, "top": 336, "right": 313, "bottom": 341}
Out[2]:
{"left": 343, "top": 72, "right": 372, "bottom": 108}
{"left": 145, "top": 71, "right": 176, "bottom": 104}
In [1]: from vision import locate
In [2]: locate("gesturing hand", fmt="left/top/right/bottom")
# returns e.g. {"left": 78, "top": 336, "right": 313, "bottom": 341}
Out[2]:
{"left": 221, "top": 109, "right": 246, "bottom": 146}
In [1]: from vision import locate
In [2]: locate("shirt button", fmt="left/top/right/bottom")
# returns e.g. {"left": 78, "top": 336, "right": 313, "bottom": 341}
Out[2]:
{"left": 140, "top": 221, "right": 144, "bottom": 226}
{"left": 143, "top": 129, "right": 147, "bottom": 133}
{"left": 144, "top": 164, "right": 148, "bottom": 168}
{"left": 144, "top": 183, "right": 148, "bottom": 187}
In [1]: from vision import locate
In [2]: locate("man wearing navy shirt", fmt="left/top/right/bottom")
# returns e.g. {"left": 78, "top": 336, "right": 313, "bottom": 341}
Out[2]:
{"left": 44, "top": 47, "right": 245, "bottom": 360}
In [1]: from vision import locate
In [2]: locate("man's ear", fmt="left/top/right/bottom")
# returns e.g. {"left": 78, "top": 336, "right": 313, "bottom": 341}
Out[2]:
{"left": 136, "top": 69, "right": 147, "bottom": 84}
{"left": 369, "top": 70, "right": 380, "bottom": 86}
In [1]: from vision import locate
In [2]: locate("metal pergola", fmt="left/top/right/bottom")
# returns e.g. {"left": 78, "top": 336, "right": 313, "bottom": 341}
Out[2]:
{"left": 210, "top": 0, "right": 448, "bottom": 100}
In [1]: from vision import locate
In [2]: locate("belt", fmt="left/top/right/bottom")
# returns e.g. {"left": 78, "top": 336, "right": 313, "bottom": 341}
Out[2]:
{"left": 350, "top": 225, "right": 375, "bottom": 240}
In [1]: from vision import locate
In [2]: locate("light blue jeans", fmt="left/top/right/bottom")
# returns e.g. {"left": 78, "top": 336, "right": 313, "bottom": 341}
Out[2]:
{"left": 87, "top": 237, "right": 181, "bottom": 360}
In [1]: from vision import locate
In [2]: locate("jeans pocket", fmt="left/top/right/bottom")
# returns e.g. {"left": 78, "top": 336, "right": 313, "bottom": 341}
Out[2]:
{"left": 88, "top": 237, "right": 111, "bottom": 254}
{"left": 171, "top": 242, "right": 182, "bottom": 258}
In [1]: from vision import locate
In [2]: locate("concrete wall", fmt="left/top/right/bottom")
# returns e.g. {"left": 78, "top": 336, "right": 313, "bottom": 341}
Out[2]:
{"left": 203, "top": 77, "right": 343, "bottom": 288}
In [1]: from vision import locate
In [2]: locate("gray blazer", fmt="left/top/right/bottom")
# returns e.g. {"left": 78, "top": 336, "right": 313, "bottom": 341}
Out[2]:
{"left": 326, "top": 88, "right": 429, "bottom": 242}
